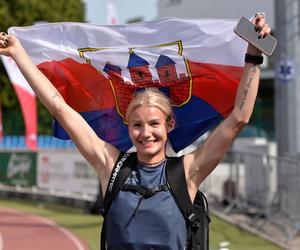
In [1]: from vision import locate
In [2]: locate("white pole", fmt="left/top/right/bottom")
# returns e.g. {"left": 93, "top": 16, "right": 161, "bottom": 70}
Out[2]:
{"left": 107, "top": 0, "right": 118, "bottom": 25}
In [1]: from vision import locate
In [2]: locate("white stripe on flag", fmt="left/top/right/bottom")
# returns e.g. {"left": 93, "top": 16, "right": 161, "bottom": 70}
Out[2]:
{"left": 8, "top": 18, "right": 247, "bottom": 67}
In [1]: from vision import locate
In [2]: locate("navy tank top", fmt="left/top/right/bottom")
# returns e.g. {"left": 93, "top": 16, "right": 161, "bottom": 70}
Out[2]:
{"left": 105, "top": 160, "right": 187, "bottom": 250}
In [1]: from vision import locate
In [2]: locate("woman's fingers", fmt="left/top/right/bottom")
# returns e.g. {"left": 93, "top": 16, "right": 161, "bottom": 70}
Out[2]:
{"left": 257, "top": 23, "right": 271, "bottom": 38}
{"left": 253, "top": 12, "right": 271, "bottom": 38}
{"left": 0, "top": 32, "right": 9, "bottom": 48}
{"left": 0, "top": 32, "right": 8, "bottom": 39}
{"left": 260, "top": 24, "right": 271, "bottom": 38}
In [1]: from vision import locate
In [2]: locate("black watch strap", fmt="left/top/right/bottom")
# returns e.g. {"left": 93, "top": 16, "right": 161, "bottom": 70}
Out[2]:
{"left": 244, "top": 53, "right": 264, "bottom": 65}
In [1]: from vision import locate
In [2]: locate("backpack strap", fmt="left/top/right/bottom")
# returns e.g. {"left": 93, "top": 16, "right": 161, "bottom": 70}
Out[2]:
{"left": 193, "top": 190, "right": 211, "bottom": 250}
{"left": 166, "top": 156, "right": 210, "bottom": 250}
{"left": 101, "top": 151, "right": 137, "bottom": 250}
{"left": 102, "top": 152, "right": 137, "bottom": 216}
{"left": 121, "top": 183, "right": 170, "bottom": 220}
{"left": 166, "top": 156, "right": 195, "bottom": 220}
{"left": 122, "top": 183, "right": 169, "bottom": 199}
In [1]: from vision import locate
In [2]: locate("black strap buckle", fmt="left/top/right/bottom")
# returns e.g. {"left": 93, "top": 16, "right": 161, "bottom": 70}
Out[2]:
{"left": 144, "top": 188, "right": 155, "bottom": 198}
{"left": 188, "top": 213, "right": 197, "bottom": 223}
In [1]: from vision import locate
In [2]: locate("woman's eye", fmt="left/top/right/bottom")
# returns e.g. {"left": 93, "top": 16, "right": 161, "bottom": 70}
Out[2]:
{"left": 151, "top": 122, "right": 159, "bottom": 127}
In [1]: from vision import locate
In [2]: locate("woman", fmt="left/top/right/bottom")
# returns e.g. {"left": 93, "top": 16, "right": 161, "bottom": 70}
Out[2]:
{"left": 0, "top": 13, "right": 271, "bottom": 249}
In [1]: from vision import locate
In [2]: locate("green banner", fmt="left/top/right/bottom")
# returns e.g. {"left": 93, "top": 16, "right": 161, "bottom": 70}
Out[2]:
{"left": 0, "top": 151, "right": 37, "bottom": 186}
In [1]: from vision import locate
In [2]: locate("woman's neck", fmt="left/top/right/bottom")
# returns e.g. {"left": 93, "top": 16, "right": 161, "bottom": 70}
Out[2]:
{"left": 137, "top": 157, "right": 166, "bottom": 167}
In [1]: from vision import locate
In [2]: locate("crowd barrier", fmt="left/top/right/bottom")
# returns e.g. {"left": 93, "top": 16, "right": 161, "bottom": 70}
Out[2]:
{"left": 201, "top": 149, "right": 300, "bottom": 243}
{"left": 0, "top": 135, "right": 76, "bottom": 149}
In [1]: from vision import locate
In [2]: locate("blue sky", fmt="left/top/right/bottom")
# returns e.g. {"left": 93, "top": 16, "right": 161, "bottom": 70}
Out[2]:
{"left": 84, "top": 0, "right": 158, "bottom": 24}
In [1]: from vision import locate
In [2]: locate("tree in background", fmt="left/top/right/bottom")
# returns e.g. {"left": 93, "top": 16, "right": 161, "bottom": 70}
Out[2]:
{"left": 126, "top": 16, "right": 144, "bottom": 24}
{"left": 0, "top": 0, "right": 85, "bottom": 135}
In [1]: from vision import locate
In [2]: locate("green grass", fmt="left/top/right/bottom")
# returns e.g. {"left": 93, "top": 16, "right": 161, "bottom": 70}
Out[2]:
{"left": 209, "top": 215, "right": 282, "bottom": 250}
{"left": 0, "top": 199, "right": 282, "bottom": 250}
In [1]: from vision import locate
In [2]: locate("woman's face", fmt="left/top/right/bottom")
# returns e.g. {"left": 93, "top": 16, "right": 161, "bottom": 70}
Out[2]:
{"left": 128, "top": 105, "right": 171, "bottom": 164}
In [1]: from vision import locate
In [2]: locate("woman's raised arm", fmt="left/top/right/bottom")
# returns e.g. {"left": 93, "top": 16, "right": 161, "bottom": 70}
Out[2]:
{"left": 0, "top": 32, "right": 120, "bottom": 187}
{"left": 183, "top": 14, "right": 271, "bottom": 201}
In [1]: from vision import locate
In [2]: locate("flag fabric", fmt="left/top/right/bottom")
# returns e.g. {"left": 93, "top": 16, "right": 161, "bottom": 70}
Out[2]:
{"left": 107, "top": 0, "right": 118, "bottom": 25}
{"left": 8, "top": 18, "right": 247, "bottom": 152}
{"left": 1, "top": 55, "right": 37, "bottom": 150}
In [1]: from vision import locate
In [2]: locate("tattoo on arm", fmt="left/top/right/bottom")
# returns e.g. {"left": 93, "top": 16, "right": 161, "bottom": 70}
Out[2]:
{"left": 239, "top": 66, "right": 257, "bottom": 110}
{"left": 52, "top": 91, "right": 61, "bottom": 99}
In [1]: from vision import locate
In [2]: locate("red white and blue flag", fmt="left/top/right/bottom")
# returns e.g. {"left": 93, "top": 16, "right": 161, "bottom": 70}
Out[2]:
{"left": 8, "top": 18, "right": 247, "bottom": 152}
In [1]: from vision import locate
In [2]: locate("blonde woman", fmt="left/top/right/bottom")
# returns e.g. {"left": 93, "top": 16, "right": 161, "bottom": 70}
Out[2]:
{"left": 0, "top": 13, "right": 270, "bottom": 249}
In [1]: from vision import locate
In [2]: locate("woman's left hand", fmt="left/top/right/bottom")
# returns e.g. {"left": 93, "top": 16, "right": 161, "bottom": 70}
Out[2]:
{"left": 0, "top": 32, "right": 21, "bottom": 57}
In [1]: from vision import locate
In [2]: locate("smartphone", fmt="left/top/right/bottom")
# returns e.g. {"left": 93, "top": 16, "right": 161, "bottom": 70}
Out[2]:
{"left": 234, "top": 16, "right": 277, "bottom": 56}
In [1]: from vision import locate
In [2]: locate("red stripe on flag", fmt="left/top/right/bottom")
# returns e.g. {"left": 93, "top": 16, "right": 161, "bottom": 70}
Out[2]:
{"left": 38, "top": 58, "right": 242, "bottom": 120}
{"left": 38, "top": 58, "right": 115, "bottom": 112}
{"left": 189, "top": 61, "right": 243, "bottom": 117}
{"left": 13, "top": 85, "right": 37, "bottom": 150}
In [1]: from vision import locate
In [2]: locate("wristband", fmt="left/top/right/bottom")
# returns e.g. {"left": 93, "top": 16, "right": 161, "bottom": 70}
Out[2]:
{"left": 244, "top": 53, "right": 264, "bottom": 65}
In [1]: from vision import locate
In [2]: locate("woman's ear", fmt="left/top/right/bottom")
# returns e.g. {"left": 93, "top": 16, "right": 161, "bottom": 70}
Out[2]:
{"left": 167, "top": 118, "right": 175, "bottom": 133}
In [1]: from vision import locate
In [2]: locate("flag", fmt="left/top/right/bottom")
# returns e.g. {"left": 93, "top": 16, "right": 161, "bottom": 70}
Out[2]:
{"left": 1, "top": 56, "right": 37, "bottom": 150}
{"left": 107, "top": 0, "right": 118, "bottom": 25}
{"left": 8, "top": 18, "right": 247, "bottom": 152}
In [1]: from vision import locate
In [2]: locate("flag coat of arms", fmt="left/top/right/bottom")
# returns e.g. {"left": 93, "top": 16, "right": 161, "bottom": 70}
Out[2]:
{"left": 8, "top": 18, "right": 247, "bottom": 152}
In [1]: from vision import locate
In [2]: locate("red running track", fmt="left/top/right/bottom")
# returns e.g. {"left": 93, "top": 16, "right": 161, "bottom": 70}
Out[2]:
{"left": 0, "top": 207, "right": 89, "bottom": 250}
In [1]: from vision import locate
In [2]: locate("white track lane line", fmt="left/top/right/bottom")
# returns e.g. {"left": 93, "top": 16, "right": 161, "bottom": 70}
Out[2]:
{"left": 29, "top": 215, "right": 85, "bottom": 250}
{"left": 0, "top": 207, "right": 85, "bottom": 250}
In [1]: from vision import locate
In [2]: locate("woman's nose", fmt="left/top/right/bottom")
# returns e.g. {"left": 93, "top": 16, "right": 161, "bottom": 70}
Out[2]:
{"left": 141, "top": 125, "right": 151, "bottom": 137}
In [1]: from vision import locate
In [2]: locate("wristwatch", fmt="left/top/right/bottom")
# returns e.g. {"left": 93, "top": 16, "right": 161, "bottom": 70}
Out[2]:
{"left": 244, "top": 53, "right": 264, "bottom": 65}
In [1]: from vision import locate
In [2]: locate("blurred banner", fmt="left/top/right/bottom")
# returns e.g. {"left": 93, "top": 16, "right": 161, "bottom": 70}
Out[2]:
{"left": 9, "top": 18, "right": 247, "bottom": 152}
{"left": 0, "top": 151, "right": 37, "bottom": 186}
{"left": 1, "top": 56, "right": 37, "bottom": 150}
{"left": 107, "top": 0, "right": 118, "bottom": 24}
{"left": 37, "top": 150, "right": 98, "bottom": 195}
{"left": 0, "top": 150, "right": 98, "bottom": 197}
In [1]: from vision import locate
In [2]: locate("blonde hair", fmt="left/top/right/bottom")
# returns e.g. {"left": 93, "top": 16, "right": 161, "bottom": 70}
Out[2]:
{"left": 126, "top": 88, "right": 174, "bottom": 122}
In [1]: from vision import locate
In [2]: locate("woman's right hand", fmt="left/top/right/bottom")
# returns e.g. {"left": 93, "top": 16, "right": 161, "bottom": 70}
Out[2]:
{"left": 0, "top": 32, "right": 21, "bottom": 57}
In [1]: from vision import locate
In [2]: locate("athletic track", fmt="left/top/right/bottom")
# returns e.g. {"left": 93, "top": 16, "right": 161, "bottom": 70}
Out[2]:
{"left": 0, "top": 207, "right": 89, "bottom": 250}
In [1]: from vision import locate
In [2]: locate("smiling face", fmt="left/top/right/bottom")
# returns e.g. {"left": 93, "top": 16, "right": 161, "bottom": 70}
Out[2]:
{"left": 128, "top": 105, "right": 172, "bottom": 164}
